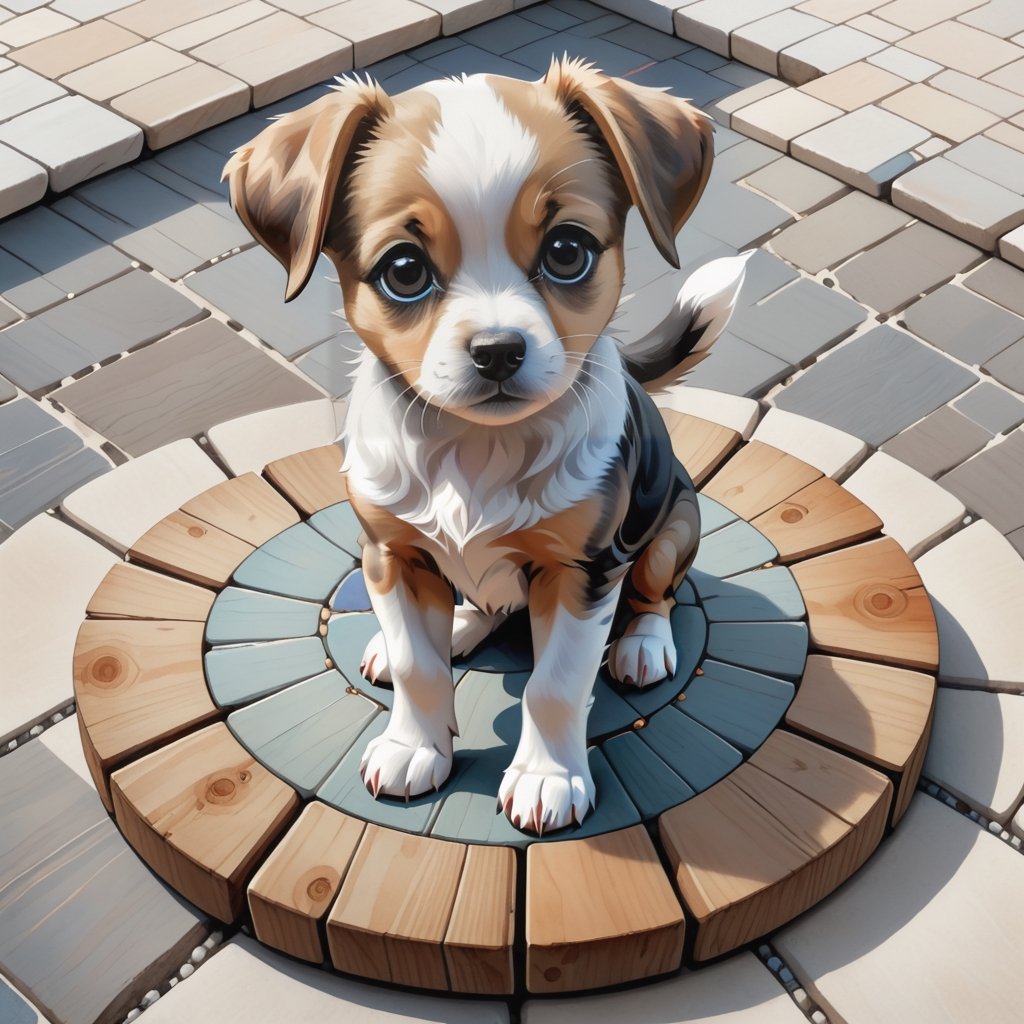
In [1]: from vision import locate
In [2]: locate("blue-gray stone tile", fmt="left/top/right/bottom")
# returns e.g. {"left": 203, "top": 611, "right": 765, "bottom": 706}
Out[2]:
{"left": 136, "top": 160, "right": 236, "bottom": 221}
{"left": 705, "top": 621, "right": 808, "bottom": 679}
{"left": 689, "top": 181, "right": 794, "bottom": 249}
{"left": 406, "top": 36, "right": 464, "bottom": 61}
{"left": 421, "top": 43, "right": 537, "bottom": 79}
{"left": 679, "top": 46, "right": 729, "bottom": 72}
{"left": 0, "top": 978, "right": 38, "bottom": 1024}
{"left": 0, "top": 376, "right": 15, "bottom": 404}
{"left": 954, "top": 382, "right": 1024, "bottom": 435}
{"left": 962, "top": 258, "right": 1024, "bottom": 318}
{"left": 774, "top": 325, "right": 978, "bottom": 447}
{"left": 694, "top": 565, "right": 805, "bottom": 621}
{"left": 0, "top": 245, "right": 66, "bottom": 315}
{"left": 460, "top": 12, "right": 554, "bottom": 53}
{"left": 206, "top": 586, "right": 323, "bottom": 644}
{"left": 626, "top": 59, "right": 739, "bottom": 106}
{"left": 603, "top": 730, "right": 695, "bottom": 818}
{"left": 684, "top": 331, "right": 793, "bottom": 398}
{"left": 698, "top": 493, "right": 739, "bottom": 535}
{"left": 985, "top": 338, "right": 1024, "bottom": 391}
{"left": 881, "top": 405, "right": 993, "bottom": 478}
{"left": 709, "top": 138, "right": 781, "bottom": 183}
{"left": 361, "top": 53, "right": 418, "bottom": 80}
{"left": 551, "top": 0, "right": 608, "bottom": 20}
{"left": 735, "top": 248, "right": 800, "bottom": 306}
{"left": 151, "top": 141, "right": 232, "bottom": 198}
{"left": 604, "top": 22, "right": 693, "bottom": 60}
{"left": 565, "top": 12, "right": 630, "bottom": 37}
{"left": 295, "top": 335, "right": 359, "bottom": 397}
{"left": 939, "top": 429, "right": 1024, "bottom": 533}
{"left": 330, "top": 569, "right": 372, "bottom": 613}
{"left": 518, "top": 3, "right": 580, "bottom": 30}
{"left": 206, "top": 636, "right": 332, "bottom": 707}
{"left": 455, "top": 610, "right": 533, "bottom": 677}
{"left": 639, "top": 703, "right": 743, "bottom": 792}
{"left": 325, "top": 611, "right": 391, "bottom": 705}
{"left": 185, "top": 247, "right": 343, "bottom": 360}
{"left": 308, "top": 502, "right": 363, "bottom": 558}
{"left": 507, "top": 32, "right": 649, "bottom": 74}
{"left": 0, "top": 397, "right": 60, "bottom": 455}
{"left": 693, "top": 519, "right": 778, "bottom": 577}
{"left": 194, "top": 112, "right": 269, "bottom": 157}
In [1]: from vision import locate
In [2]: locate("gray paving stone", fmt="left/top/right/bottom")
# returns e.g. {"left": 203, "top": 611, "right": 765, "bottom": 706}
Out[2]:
{"left": 892, "top": 157, "right": 1024, "bottom": 251}
{"left": 0, "top": 95, "right": 142, "bottom": 192}
{"left": 711, "top": 137, "right": 783, "bottom": 182}
{"left": 136, "top": 159, "right": 234, "bottom": 219}
{"left": 0, "top": 376, "right": 15, "bottom": 404}
{"left": 834, "top": 222, "right": 981, "bottom": 315}
{"left": 0, "top": 246, "right": 65, "bottom": 315}
{"left": 603, "top": 21, "right": 694, "bottom": 60}
{"left": 881, "top": 405, "right": 993, "bottom": 478}
{"left": 0, "top": 397, "right": 60, "bottom": 455}
{"left": 940, "top": 429, "right": 1024, "bottom": 533}
{"left": 779, "top": 24, "right": 886, "bottom": 84}
{"left": 295, "top": 335, "right": 361, "bottom": 398}
{"left": 963, "top": 259, "right": 1024, "bottom": 318}
{"left": 0, "top": 65, "right": 65, "bottom": 122}
{"left": 416, "top": 41, "right": 535, "bottom": 79}
{"left": 791, "top": 104, "right": 930, "bottom": 196}
{"left": 729, "top": 277, "right": 866, "bottom": 366}
{"left": 954, "top": 381, "right": 1024, "bottom": 435}
{"left": 679, "top": 46, "right": 729, "bottom": 72}
{"left": 711, "top": 61, "right": 775, "bottom": 88}
{"left": 903, "top": 285, "right": 1024, "bottom": 364}
{"left": 0, "top": 144, "right": 47, "bottom": 219}
{"left": 944, "top": 136, "right": 1024, "bottom": 196}
{"left": 185, "top": 247, "right": 341, "bottom": 360}
{"left": 689, "top": 181, "right": 794, "bottom": 248}
{"left": 565, "top": 11, "right": 631, "bottom": 37}
{"left": 624, "top": 59, "right": 740, "bottom": 106}
{"left": 684, "top": 331, "right": 793, "bottom": 397}
{"left": 774, "top": 325, "right": 978, "bottom": 446}
{"left": 742, "top": 154, "right": 848, "bottom": 214}
{"left": 985, "top": 337, "right": 1024, "bottom": 391}
{"left": 0, "top": 270, "right": 205, "bottom": 394}
{"left": 1008, "top": 526, "right": 1024, "bottom": 558}
{"left": 518, "top": 2, "right": 580, "bottom": 30}
{"left": 736, "top": 247, "right": 800, "bottom": 304}
{"left": 0, "top": 978, "right": 40, "bottom": 1024}
{"left": 769, "top": 190, "right": 912, "bottom": 273}
{"left": 505, "top": 30, "right": 651, "bottom": 75}
{"left": 53, "top": 319, "right": 321, "bottom": 456}
{"left": 459, "top": 12, "right": 553, "bottom": 53}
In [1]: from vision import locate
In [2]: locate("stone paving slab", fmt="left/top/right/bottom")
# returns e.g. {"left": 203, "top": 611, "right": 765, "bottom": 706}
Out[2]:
{"left": 798, "top": 60, "right": 908, "bottom": 111}
{"left": 963, "top": 258, "right": 1024, "bottom": 317}
{"left": 939, "top": 428, "right": 1024, "bottom": 534}
{"left": 880, "top": 405, "right": 992, "bottom": 478}
{"left": 986, "top": 336, "right": 1024, "bottom": 390}
{"left": 741, "top": 154, "right": 848, "bottom": 214}
{"left": 953, "top": 380, "right": 1024, "bottom": 435}
{"left": 750, "top": 407, "right": 867, "bottom": 477}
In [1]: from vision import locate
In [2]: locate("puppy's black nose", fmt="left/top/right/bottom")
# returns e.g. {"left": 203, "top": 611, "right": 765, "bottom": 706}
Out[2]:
{"left": 469, "top": 330, "right": 526, "bottom": 383}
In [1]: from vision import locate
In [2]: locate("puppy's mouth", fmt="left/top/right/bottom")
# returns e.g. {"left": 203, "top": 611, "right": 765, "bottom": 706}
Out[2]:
{"left": 471, "top": 388, "right": 528, "bottom": 409}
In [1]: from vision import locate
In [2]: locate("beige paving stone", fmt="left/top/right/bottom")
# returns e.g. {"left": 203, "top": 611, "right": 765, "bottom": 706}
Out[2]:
{"left": 985, "top": 56, "right": 1024, "bottom": 96}
{"left": 59, "top": 41, "right": 193, "bottom": 103}
{"left": 795, "top": 0, "right": 878, "bottom": 22}
{"left": 271, "top": 0, "right": 341, "bottom": 13}
{"left": 0, "top": 141, "right": 46, "bottom": 217}
{"left": 61, "top": 438, "right": 226, "bottom": 552}
{"left": 799, "top": 60, "right": 907, "bottom": 110}
{"left": 780, "top": 23, "right": 887, "bottom": 84}
{"left": 156, "top": 0, "right": 277, "bottom": 52}
{"left": 192, "top": 12, "right": 352, "bottom": 107}
{"left": 1013, "top": 804, "right": 1024, "bottom": 839}
{"left": 898, "top": 21, "right": 1024, "bottom": 77}
{"left": 1001, "top": 223, "right": 1024, "bottom": 269}
{"left": 51, "top": 0, "right": 140, "bottom": 16}
{"left": 0, "top": 513, "right": 117, "bottom": 745}
{"left": 987, "top": 120, "right": 1024, "bottom": 154}
{"left": 774, "top": 797, "right": 1024, "bottom": 1024}
{"left": 310, "top": 0, "right": 441, "bottom": 67}
{"left": 653, "top": 385, "right": 762, "bottom": 438}
{"left": 742, "top": 153, "right": 849, "bottom": 213}
{"left": 732, "top": 10, "right": 831, "bottom": 75}
{"left": 912, "top": 135, "right": 949, "bottom": 158}
{"left": 753, "top": 406, "right": 867, "bottom": 477}
{"left": 733, "top": 87, "right": 842, "bottom": 151}
{"left": 113, "top": 63, "right": 250, "bottom": 149}
{"left": 6, "top": 19, "right": 142, "bottom": 79}
{"left": 944, "top": 135, "right": 1024, "bottom": 194}
{"left": 924, "top": 688, "right": 1024, "bottom": 823}
{"left": 846, "top": 13, "right": 908, "bottom": 42}
{"left": 0, "top": 65, "right": 65, "bottom": 122}
{"left": 0, "top": 10, "right": 76, "bottom": 49}
{"left": 705, "top": 78, "right": 788, "bottom": 127}
{"left": 880, "top": 81, "right": 1000, "bottom": 143}
{"left": 420, "top": 0, "right": 514, "bottom": 36}
{"left": 914, "top": 520, "right": 1024, "bottom": 692}
{"left": 866, "top": 42, "right": 942, "bottom": 80}
{"left": 674, "top": 0, "right": 800, "bottom": 57}
{"left": 930, "top": 68, "right": 1024, "bottom": 118}
{"left": 110, "top": 0, "right": 252, "bottom": 37}
{"left": 874, "top": 0, "right": 985, "bottom": 33}
{"left": 960, "top": 0, "right": 1024, "bottom": 38}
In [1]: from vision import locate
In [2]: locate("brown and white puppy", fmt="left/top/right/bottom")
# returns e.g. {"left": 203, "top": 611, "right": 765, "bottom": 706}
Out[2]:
{"left": 225, "top": 59, "right": 748, "bottom": 834}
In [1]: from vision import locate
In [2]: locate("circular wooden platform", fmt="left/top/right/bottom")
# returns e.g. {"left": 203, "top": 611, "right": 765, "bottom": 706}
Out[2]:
{"left": 73, "top": 409, "right": 938, "bottom": 997}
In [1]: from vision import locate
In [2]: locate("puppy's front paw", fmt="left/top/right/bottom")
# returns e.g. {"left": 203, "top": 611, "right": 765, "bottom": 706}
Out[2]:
{"left": 360, "top": 731, "right": 453, "bottom": 799}
{"left": 498, "top": 763, "right": 595, "bottom": 834}
{"left": 607, "top": 612, "right": 677, "bottom": 688}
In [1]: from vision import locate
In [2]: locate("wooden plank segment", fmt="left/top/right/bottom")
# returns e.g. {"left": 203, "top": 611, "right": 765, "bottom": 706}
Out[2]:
{"left": 181, "top": 471, "right": 301, "bottom": 546}
{"left": 264, "top": 444, "right": 348, "bottom": 516}
{"left": 662, "top": 407, "right": 742, "bottom": 487}
{"left": 893, "top": 696, "right": 933, "bottom": 826}
{"left": 702, "top": 441, "right": 822, "bottom": 520}
{"left": 87, "top": 561, "right": 216, "bottom": 621}
{"left": 752, "top": 475, "right": 883, "bottom": 562}
{"left": 110, "top": 722, "right": 300, "bottom": 922}
{"left": 248, "top": 802, "right": 365, "bottom": 964}
{"left": 129, "top": 509, "right": 255, "bottom": 587}
{"left": 526, "top": 825, "right": 685, "bottom": 993}
{"left": 791, "top": 537, "right": 939, "bottom": 670}
{"left": 443, "top": 845, "right": 516, "bottom": 995}
{"left": 327, "top": 825, "right": 467, "bottom": 990}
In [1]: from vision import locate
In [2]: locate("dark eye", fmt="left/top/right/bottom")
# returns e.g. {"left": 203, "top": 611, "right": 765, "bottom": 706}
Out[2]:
{"left": 539, "top": 226, "right": 598, "bottom": 285}
{"left": 374, "top": 244, "right": 434, "bottom": 304}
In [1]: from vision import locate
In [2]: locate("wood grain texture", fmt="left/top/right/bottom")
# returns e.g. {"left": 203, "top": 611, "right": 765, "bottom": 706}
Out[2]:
{"left": 526, "top": 825, "right": 685, "bottom": 993}
{"left": 326, "top": 824, "right": 466, "bottom": 990}
{"left": 248, "top": 802, "right": 365, "bottom": 964}
{"left": 129, "top": 509, "right": 255, "bottom": 587}
{"left": 263, "top": 444, "right": 347, "bottom": 516}
{"left": 181, "top": 471, "right": 300, "bottom": 546}
{"left": 702, "top": 441, "right": 823, "bottom": 519}
{"left": 111, "top": 723, "right": 300, "bottom": 922}
{"left": 662, "top": 407, "right": 742, "bottom": 487}
{"left": 444, "top": 844, "right": 516, "bottom": 995}
{"left": 893, "top": 695, "right": 933, "bottom": 826}
{"left": 791, "top": 537, "right": 939, "bottom": 670}
{"left": 87, "top": 561, "right": 216, "bottom": 621}
{"left": 74, "top": 619, "right": 218, "bottom": 795}
{"left": 786, "top": 654, "right": 936, "bottom": 823}
{"left": 660, "top": 736, "right": 891, "bottom": 961}
{"left": 752, "top": 475, "right": 883, "bottom": 562}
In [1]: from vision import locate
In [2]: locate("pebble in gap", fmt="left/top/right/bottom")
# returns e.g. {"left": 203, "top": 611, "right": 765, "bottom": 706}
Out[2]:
{"left": 169, "top": 978, "right": 177, "bottom": 988}
{"left": 780, "top": 967, "right": 795, "bottom": 985}
{"left": 140, "top": 991, "right": 159, "bottom": 1008}
{"left": 768, "top": 956, "right": 783, "bottom": 972}
{"left": 180, "top": 963, "right": 195, "bottom": 979}
{"left": 29, "top": 725, "right": 43, "bottom": 738}
{"left": 811, "top": 1012, "right": 828, "bottom": 1024}
{"left": 124, "top": 1010, "right": 141, "bottom": 1023}
{"left": 794, "top": 989, "right": 811, "bottom": 1010}
{"left": 191, "top": 945, "right": 206, "bottom": 964}
{"left": 990, "top": 821, "right": 1003, "bottom": 834}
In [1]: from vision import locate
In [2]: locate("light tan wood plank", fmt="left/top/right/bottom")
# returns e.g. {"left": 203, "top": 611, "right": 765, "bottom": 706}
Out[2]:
{"left": 444, "top": 845, "right": 516, "bottom": 995}
{"left": 264, "top": 444, "right": 347, "bottom": 516}
{"left": 786, "top": 654, "right": 936, "bottom": 822}
{"left": 111, "top": 722, "right": 300, "bottom": 922}
{"left": 248, "top": 802, "right": 365, "bottom": 964}
{"left": 893, "top": 696, "right": 934, "bottom": 825}
{"left": 74, "top": 619, "right": 218, "bottom": 799}
{"left": 791, "top": 537, "right": 939, "bottom": 670}
{"left": 181, "top": 471, "right": 301, "bottom": 546}
{"left": 661, "top": 408, "right": 742, "bottom": 487}
{"left": 702, "top": 440, "right": 822, "bottom": 519}
{"left": 129, "top": 509, "right": 255, "bottom": 587}
{"left": 77, "top": 712, "right": 113, "bottom": 813}
{"left": 752, "top": 475, "right": 882, "bottom": 562}
{"left": 87, "top": 561, "right": 216, "bottom": 621}
{"left": 526, "top": 825, "right": 685, "bottom": 993}
{"left": 327, "top": 825, "right": 466, "bottom": 990}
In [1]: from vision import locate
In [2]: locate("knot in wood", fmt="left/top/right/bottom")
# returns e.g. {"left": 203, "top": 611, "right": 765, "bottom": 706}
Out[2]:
{"left": 87, "top": 652, "right": 127, "bottom": 688}
{"left": 187, "top": 525, "right": 206, "bottom": 538}
{"left": 855, "top": 583, "right": 907, "bottom": 620}
{"left": 780, "top": 505, "right": 805, "bottom": 524}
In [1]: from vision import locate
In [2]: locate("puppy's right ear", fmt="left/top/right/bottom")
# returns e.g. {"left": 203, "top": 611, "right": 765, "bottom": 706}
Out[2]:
{"left": 224, "top": 78, "right": 393, "bottom": 301}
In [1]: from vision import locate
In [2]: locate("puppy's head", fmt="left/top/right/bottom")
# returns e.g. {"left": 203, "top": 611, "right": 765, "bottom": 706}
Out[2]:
{"left": 225, "top": 60, "right": 713, "bottom": 425}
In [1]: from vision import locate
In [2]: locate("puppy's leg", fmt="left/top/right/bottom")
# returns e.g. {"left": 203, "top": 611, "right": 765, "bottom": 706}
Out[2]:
{"left": 358, "top": 542, "right": 457, "bottom": 798}
{"left": 499, "top": 568, "right": 623, "bottom": 833}
{"left": 608, "top": 496, "right": 700, "bottom": 688}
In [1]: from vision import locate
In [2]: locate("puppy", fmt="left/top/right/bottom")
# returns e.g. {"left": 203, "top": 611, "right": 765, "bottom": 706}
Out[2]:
{"left": 225, "top": 58, "right": 748, "bottom": 834}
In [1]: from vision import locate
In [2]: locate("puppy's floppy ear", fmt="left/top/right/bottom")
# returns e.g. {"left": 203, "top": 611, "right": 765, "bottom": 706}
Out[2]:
{"left": 223, "top": 77, "right": 393, "bottom": 300}
{"left": 544, "top": 57, "right": 713, "bottom": 269}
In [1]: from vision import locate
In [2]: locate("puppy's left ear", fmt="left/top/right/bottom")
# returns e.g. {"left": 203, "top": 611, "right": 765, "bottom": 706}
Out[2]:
{"left": 224, "top": 78, "right": 393, "bottom": 300}
{"left": 545, "top": 58, "right": 713, "bottom": 269}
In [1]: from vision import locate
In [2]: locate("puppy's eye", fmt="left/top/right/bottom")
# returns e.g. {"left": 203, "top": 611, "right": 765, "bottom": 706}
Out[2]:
{"left": 373, "top": 244, "right": 435, "bottom": 304}
{"left": 539, "top": 226, "right": 599, "bottom": 285}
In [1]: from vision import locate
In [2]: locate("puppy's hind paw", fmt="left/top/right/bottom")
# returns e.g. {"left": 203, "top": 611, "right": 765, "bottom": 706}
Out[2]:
{"left": 359, "top": 630, "right": 392, "bottom": 684}
{"left": 498, "top": 766, "right": 595, "bottom": 835}
{"left": 360, "top": 733, "right": 453, "bottom": 800}
{"left": 607, "top": 612, "right": 677, "bottom": 688}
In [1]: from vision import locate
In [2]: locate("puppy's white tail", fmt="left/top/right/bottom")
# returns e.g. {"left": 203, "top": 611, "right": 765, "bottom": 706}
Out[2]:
{"left": 617, "top": 250, "right": 754, "bottom": 392}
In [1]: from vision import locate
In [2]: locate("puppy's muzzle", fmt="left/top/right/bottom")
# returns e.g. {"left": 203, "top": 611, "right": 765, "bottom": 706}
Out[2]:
{"left": 470, "top": 330, "right": 526, "bottom": 383}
